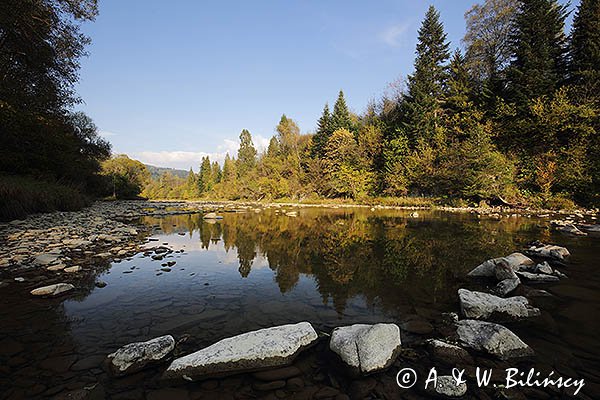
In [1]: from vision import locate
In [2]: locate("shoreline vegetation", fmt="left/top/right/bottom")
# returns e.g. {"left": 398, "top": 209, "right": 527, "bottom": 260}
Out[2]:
{"left": 2, "top": 0, "right": 600, "bottom": 222}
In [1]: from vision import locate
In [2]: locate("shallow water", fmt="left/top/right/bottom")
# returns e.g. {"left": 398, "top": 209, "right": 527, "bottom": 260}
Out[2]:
{"left": 1, "top": 208, "right": 599, "bottom": 399}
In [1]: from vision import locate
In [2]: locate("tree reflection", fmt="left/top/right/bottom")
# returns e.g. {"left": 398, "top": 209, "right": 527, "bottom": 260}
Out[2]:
{"left": 164, "top": 209, "right": 539, "bottom": 313}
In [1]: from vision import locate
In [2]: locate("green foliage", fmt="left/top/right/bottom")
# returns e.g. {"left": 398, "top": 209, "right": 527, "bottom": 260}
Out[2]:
{"left": 569, "top": 0, "right": 600, "bottom": 101}
{"left": 237, "top": 129, "right": 257, "bottom": 177}
{"left": 0, "top": 175, "right": 90, "bottom": 221}
{"left": 311, "top": 103, "right": 332, "bottom": 158}
{"left": 101, "top": 155, "right": 150, "bottom": 199}
{"left": 330, "top": 91, "right": 353, "bottom": 134}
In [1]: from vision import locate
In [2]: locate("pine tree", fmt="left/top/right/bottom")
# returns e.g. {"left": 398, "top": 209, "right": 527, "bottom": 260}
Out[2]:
{"left": 198, "top": 156, "right": 212, "bottom": 193}
{"left": 237, "top": 129, "right": 257, "bottom": 177}
{"left": 444, "top": 50, "right": 481, "bottom": 140}
{"left": 330, "top": 90, "right": 353, "bottom": 133}
{"left": 267, "top": 136, "right": 280, "bottom": 158}
{"left": 507, "top": 0, "right": 569, "bottom": 107}
{"left": 185, "top": 168, "right": 197, "bottom": 198}
{"left": 311, "top": 103, "right": 332, "bottom": 158}
{"left": 211, "top": 161, "right": 222, "bottom": 184}
{"left": 403, "top": 5, "right": 450, "bottom": 147}
{"left": 222, "top": 154, "right": 236, "bottom": 182}
{"left": 569, "top": 0, "right": 600, "bottom": 98}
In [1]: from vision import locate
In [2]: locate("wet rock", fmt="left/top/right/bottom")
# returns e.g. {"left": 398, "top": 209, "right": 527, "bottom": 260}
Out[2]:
{"left": 34, "top": 253, "right": 60, "bottom": 266}
{"left": 456, "top": 320, "right": 534, "bottom": 360}
{"left": 71, "top": 355, "right": 105, "bottom": 371}
{"left": 64, "top": 266, "right": 82, "bottom": 273}
{"left": 314, "top": 386, "right": 340, "bottom": 399}
{"left": 400, "top": 318, "right": 434, "bottom": 335}
{"left": 253, "top": 381, "right": 286, "bottom": 391}
{"left": 329, "top": 323, "right": 401, "bottom": 375}
{"left": 30, "top": 283, "right": 75, "bottom": 297}
{"left": 494, "top": 259, "right": 518, "bottom": 280}
{"left": 516, "top": 271, "right": 560, "bottom": 283}
{"left": 146, "top": 388, "right": 190, "bottom": 400}
{"left": 426, "top": 339, "right": 473, "bottom": 365}
{"left": 579, "top": 224, "right": 600, "bottom": 233}
{"left": 458, "top": 289, "right": 540, "bottom": 320}
{"left": 526, "top": 244, "right": 570, "bottom": 261}
{"left": 40, "top": 354, "right": 78, "bottom": 373}
{"left": 495, "top": 278, "right": 521, "bottom": 296}
{"left": 468, "top": 253, "right": 533, "bottom": 278}
{"left": 535, "top": 262, "right": 553, "bottom": 275}
{"left": 163, "top": 322, "right": 318, "bottom": 381}
{"left": 286, "top": 377, "right": 304, "bottom": 391}
{"left": 107, "top": 335, "right": 175, "bottom": 377}
{"left": 554, "top": 222, "right": 587, "bottom": 236}
{"left": 427, "top": 375, "right": 467, "bottom": 398}
{"left": 95, "top": 281, "right": 107, "bottom": 288}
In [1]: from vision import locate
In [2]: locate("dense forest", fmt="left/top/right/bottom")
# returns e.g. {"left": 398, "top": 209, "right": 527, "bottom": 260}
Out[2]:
{"left": 141, "top": 0, "right": 600, "bottom": 208}
{"left": 1, "top": 0, "right": 599, "bottom": 219}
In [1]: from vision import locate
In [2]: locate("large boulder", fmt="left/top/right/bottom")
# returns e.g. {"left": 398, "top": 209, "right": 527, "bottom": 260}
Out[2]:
{"left": 426, "top": 339, "right": 473, "bottom": 365}
{"left": 526, "top": 244, "right": 570, "bottom": 261}
{"left": 30, "top": 283, "right": 74, "bottom": 297}
{"left": 467, "top": 253, "right": 533, "bottom": 278}
{"left": 456, "top": 320, "right": 534, "bottom": 360}
{"left": 458, "top": 289, "right": 540, "bottom": 321}
{"left": 107, "top": 335, "right": 175, "bottom": 376}
{"left": 516, "top": 271, "right": 560, "bottom": 283}
{"left": 163, "top": 322, "right": 317, "bottom": 381}
{"left": 329, "top": 323, "right": 401, "bottom": 375}
{"left": 495, "top": 278, "right": 521, "bottom": 296}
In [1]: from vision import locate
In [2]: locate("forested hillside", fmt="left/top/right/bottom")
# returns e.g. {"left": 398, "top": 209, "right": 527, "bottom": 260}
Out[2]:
{"left": 148, "top": 0, "right": 599, "bottom": 208}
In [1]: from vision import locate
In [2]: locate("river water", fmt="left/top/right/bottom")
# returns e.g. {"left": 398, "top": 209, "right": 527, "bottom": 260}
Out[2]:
{"left": 1, "top": 208, "right": 598, "bottom": 399}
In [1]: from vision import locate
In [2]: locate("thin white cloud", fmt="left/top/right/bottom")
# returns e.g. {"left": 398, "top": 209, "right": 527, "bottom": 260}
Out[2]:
{"left": 379, "top": 22, "right": 411, "bottom": 47}
{"left": 131, "top": 134, "right": 272, "bottom": 171}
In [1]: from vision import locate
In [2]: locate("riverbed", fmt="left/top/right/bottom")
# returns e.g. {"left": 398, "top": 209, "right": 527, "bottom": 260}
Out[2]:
{"left": 0, "top": 203, "right": 598, "bottom": 399}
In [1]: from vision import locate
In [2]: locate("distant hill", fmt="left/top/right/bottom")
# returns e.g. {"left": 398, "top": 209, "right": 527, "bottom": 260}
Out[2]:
{"left": 145, "top": 164, "right": 189, "bottom": 180}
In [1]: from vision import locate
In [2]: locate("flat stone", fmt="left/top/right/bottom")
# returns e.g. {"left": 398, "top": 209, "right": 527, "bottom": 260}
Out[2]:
{"left": 33, "top": 253, "right": 60, "bottom": 266}
{"left": 429, "top": 375, "right": 468, "bottom": 398}
{"left": 107, "top": 335, "right": 175, "bottom": 377}
{"left": 330, "top": 323, "right": 401, "bottom": 375}
{"left": 163, "top": 322, "right": 317, "bottom": 381}
{"left": 30, "top": 283, "right": 75, "bottom": 297}
{"left": 71, "top": 355, "right": 105, "bottom": 371}
{"left": 526, "top": 244, "right": 570, "bottom": 260}
{"left": 458, "top": 289, "right": 540, "bottom": 320}
{"left": 40, "top": 355, "right": 78, "bottom": 373}
{"left": 457, "top": 320, "right": 534, "bottom": 360}
{"left": 47, "top": 263, "right": 66, "bottom": 271}
{"left": 64, "top": 266, "right": 82, "bottom": 273}
{"left": 516, "top": 271, "right": 560, "bottom": 283}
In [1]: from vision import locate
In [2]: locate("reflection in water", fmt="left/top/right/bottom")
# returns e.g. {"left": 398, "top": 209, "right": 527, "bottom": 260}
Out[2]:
{"left": 1, "top": 208, "right": 598, "bottom": 398}
{"left": 144, "top": 209, "right": 530, "bottom": 314}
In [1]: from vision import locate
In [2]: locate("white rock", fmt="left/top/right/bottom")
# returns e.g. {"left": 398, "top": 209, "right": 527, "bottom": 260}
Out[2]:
{"left": 30, "top": 283, "right": 74, "bottom": 297}
{"left": 33, "top": 253, "right": 60, "bottom": 266}
{"left": 64, "top": 266, "right": 82, "bottom": 273}
{"left": 330, "top": 323, "right": 401, "bottom": 375}
{"left": 163, "top": 322, "right": 317, "bottom": 381}
{"left": 457, "top": 320, "right": 534, "bottom": 360}
{"left": 527, "top": 244, "right": 570, "bottom": 260}
{"left": 46, "top": 263, "right": 66, "bottom": 271}
{"left": 468, "top": 253, "right": 533, "bottom": 277}
{"left": 107, "top": 335, "right": 175, "bottom": 376}
{"left": 458, "top": 289, "right": 539, "bottom": 320}
{"left": 202, "top": 212, "right": 223, "bottom": 220}
{"left": 535, "top": 262, "right": 553, "bottom": 275}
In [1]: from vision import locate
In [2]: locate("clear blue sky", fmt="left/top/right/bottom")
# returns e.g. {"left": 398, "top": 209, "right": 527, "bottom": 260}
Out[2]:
{"left": 76, "top": 0, "right": 576, "bottom": 170}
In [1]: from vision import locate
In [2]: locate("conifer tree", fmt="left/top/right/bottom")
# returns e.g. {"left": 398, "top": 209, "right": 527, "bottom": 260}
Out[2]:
{"left": 403, "top": 5, "right": 450, "bottom": 147}
{"left": 237, "top": 129, "right": 257, "bottom": 177}
{"left": 445, "top": 50, "right": 481, "bottom": 140}
{"left": 211, "top": 161, "right": 222, "bottom": 184}
{"left": 222, "top": 154, "right": 237, "bottom": 182}
{"left": 569, "top": 0, "right": 600, "bottom": 98}
{"left": 185, "top": 168, "right": 197, "bottom": 198}
{"left": 311, "top": 103, "right": 332, "bottom": 158}
{"left": 330, "top": 91, "right": 353, "bottom": 133}
{"left": 507, "top": 0, "right": 569, "bottom": 107}
{"left": 198, "top": 156, "right": 212, "bottom": 193}
{"left": 267, "top": 136, "right": 280, "bottom": 158}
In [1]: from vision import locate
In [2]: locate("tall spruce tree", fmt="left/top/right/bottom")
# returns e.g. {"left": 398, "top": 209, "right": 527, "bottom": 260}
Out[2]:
{"left": 311, "top": 103, "right": 332, "bottom": 158}
{"left": 330, "top": 90, "right": 353, "bottom": 133}
{"left": 569, "top": 0, "right": 600, "bottom": 98}
{"left": 198, "top": 156, "right": 212, "bottom": 193}
{"left": 237, "top": 129, "right": 257, "bottom": 177}
{"left": 507, "top": 0, "right": 569, "bottom": 107}
{"left": 403, "top": 5, "right": 450, "bottom": 147}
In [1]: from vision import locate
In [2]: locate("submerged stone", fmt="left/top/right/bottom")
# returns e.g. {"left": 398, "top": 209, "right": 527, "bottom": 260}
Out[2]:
{"left": 107, "top": 335, "right": 175, "bottom": 376}
{"left": 163, "top": 322, "right": 317, "bottom": 381}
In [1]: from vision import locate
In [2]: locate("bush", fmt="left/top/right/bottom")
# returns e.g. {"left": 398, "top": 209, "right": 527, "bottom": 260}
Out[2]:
{"left": 0, "top": 175, "right": 90, "bottom": 221}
